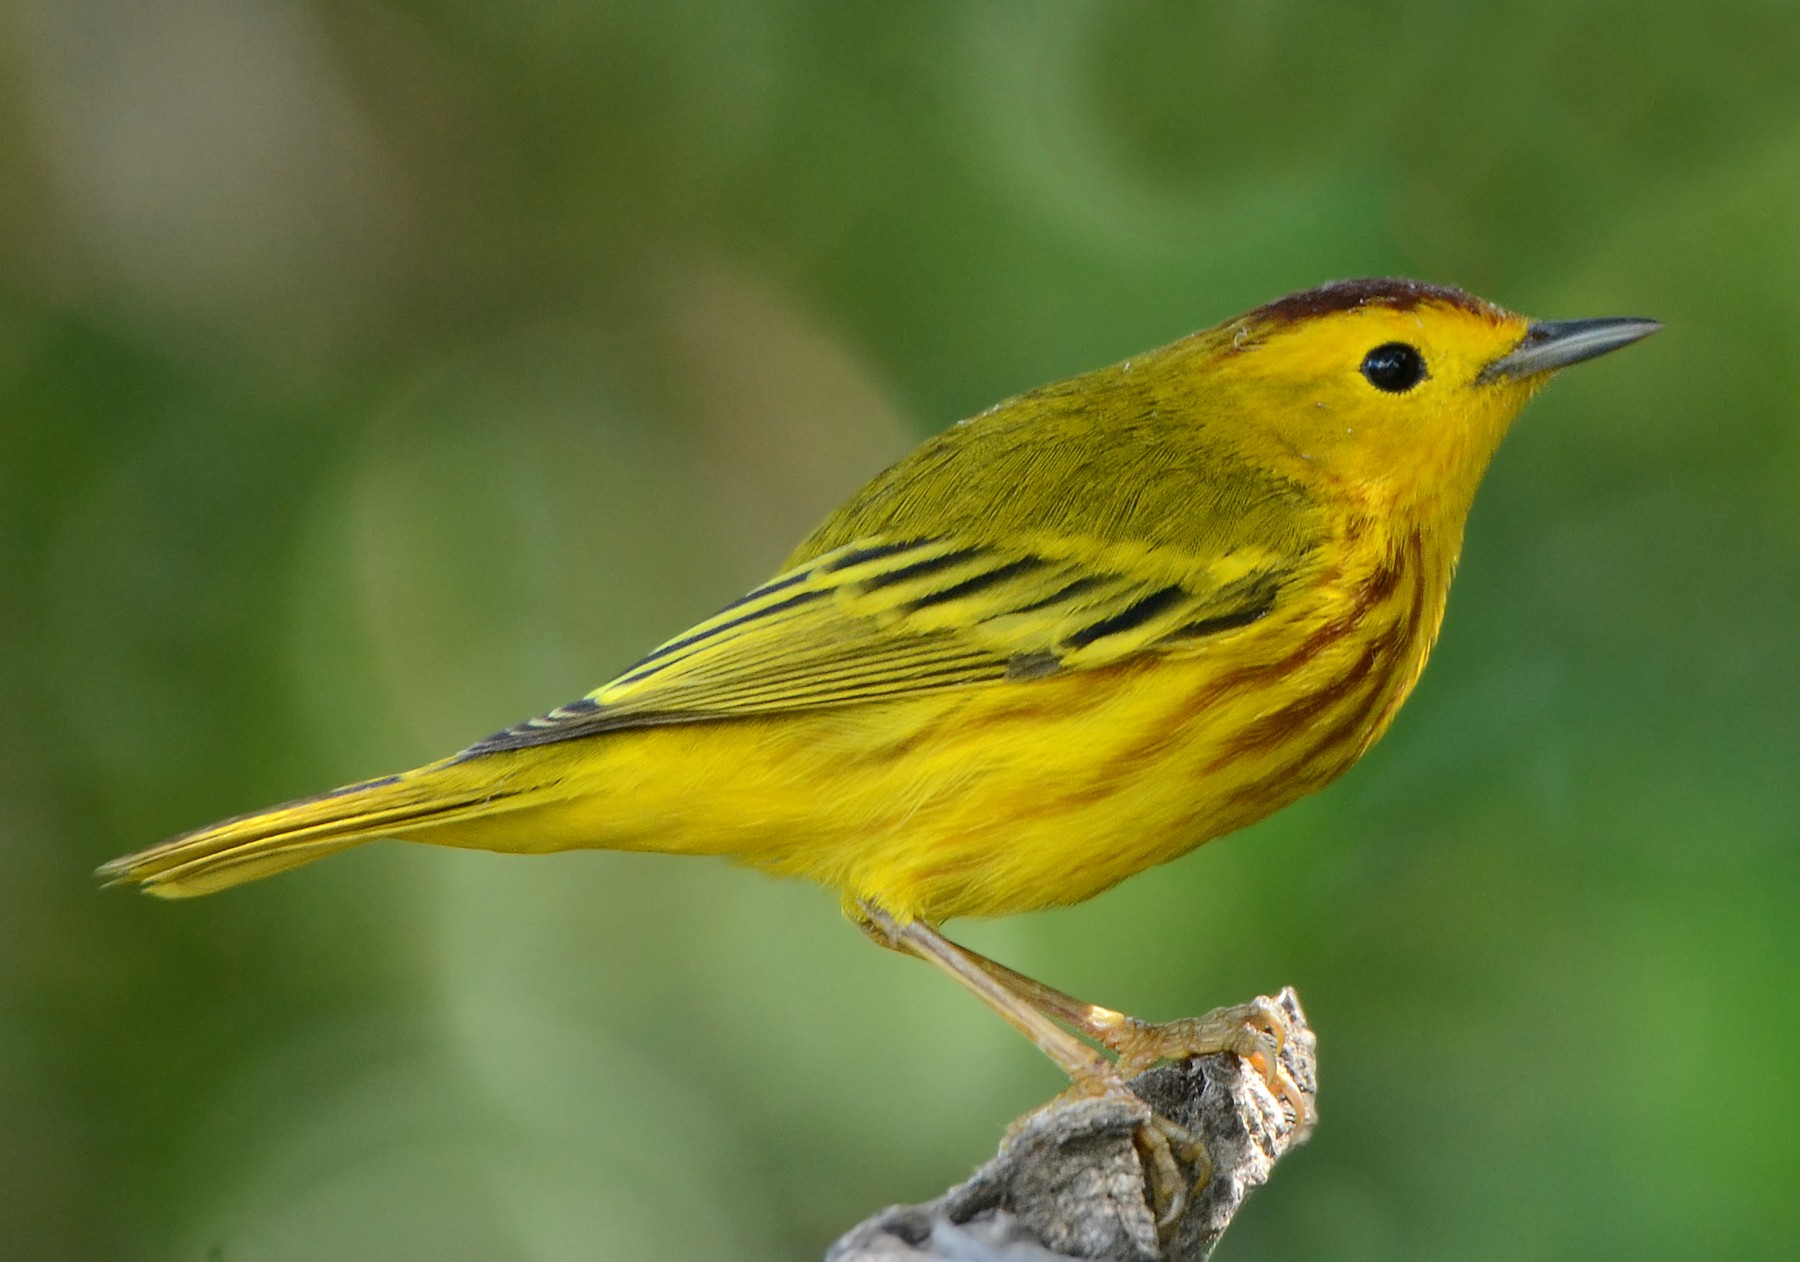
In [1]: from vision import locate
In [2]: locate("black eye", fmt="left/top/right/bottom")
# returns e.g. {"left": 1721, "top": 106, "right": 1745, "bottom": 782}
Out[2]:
{"left": 1360, "top": 342, "right": 1427, "bottom": 393}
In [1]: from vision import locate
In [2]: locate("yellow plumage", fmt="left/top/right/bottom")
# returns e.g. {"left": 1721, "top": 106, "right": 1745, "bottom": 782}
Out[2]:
{"left": 101, "top": 280, "right": 1656, "bottom": 933}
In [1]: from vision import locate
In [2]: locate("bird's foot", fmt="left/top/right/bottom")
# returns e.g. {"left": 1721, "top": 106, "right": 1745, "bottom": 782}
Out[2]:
{"left": 1092, "top": 994, "right": 1310, "bottom": 1129}
{"left": 1028, "top": 1076, "right": 1208, "bottom": 1232}
{"left": 1131, "top": 1106, "right": 1211, "bottom": 1232}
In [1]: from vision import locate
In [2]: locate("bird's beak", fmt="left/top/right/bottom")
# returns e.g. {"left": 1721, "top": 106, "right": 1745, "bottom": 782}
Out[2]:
{"left": 1478, "top": 316, "right": 1662, "bottom": 383}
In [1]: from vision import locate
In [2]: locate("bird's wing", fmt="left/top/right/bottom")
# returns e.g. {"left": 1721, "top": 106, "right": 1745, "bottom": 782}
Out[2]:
{"left": 461, "top": 534, "right": 1297, "bottom": 754}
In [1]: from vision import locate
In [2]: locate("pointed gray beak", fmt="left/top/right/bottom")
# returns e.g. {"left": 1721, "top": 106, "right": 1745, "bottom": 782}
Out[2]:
{"left": 1478, "top": 316, "right": 1662, "bottom": 383}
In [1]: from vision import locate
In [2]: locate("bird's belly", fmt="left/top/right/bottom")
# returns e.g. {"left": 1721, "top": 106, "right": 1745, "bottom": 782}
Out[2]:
{"left": 794, "top": 659, "right": 1372, "bottom": 920}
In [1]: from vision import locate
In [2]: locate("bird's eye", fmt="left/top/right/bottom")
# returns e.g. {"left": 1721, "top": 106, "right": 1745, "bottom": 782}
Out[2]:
{"left": 1360, "top": 342, "right": 1427, "bottom": 393}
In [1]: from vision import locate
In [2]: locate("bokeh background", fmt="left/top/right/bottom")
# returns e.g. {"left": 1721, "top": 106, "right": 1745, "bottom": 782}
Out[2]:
{"left": 3, "top": 3, "right": 1797, "bottom": 1259}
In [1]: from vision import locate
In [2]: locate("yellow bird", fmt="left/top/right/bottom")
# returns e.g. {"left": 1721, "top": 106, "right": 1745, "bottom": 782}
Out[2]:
{"left": 101, "top": 279, "right": 1656, "bottom": 1214}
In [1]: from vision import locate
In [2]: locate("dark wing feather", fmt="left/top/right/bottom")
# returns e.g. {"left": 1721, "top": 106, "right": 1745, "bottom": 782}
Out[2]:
{"left": 461, "top": 535, "right": 1291, "bottom": 755}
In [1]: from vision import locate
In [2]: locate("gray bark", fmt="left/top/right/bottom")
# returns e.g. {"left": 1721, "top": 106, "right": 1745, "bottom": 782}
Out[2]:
{"left": 826, "top": 988, "right": 1315, "bottom": 1262}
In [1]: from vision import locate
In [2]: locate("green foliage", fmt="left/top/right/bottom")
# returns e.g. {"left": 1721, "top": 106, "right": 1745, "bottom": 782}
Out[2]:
{"left": 3, "top": 2, "right": 1796, "bottom": 1257}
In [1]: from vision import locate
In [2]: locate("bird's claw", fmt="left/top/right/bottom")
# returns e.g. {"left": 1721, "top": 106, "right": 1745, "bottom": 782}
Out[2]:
{"left": 1132, "top": 1111, "right": 1210, "bottom": 1233}
{"left": 1101, "top": 994, "right": 1309, "bottom": 1130}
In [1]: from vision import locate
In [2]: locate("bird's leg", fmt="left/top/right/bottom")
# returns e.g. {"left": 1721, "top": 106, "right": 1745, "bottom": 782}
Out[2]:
{"left": 854, "top": 901, "right": 1203, "bottom": 1227}
{"left": 853, "top": 904, "right": 1115, "bottom": 1088}
{"left": 944, "top": 939, "right": 1310, "bottom": 1130}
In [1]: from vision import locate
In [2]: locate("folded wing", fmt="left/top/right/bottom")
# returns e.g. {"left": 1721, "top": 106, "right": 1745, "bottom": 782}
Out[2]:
{"left": 462, "top": 534, "right": 1294, "bottom": 754}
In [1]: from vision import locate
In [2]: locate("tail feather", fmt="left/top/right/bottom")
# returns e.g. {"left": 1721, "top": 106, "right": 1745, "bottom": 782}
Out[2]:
{"left": 98, "top": 763, "right": 530, "bottom": 898}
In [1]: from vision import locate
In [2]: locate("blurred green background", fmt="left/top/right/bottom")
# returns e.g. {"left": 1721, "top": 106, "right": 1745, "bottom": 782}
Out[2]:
{"left": 3, "top": 2, "right": 1797, "bottom": 1259}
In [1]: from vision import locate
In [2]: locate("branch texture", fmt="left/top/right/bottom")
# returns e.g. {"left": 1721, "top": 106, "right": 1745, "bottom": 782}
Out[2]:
{"left": 826, "top": 988, "right": 1315, "bottom": 1262}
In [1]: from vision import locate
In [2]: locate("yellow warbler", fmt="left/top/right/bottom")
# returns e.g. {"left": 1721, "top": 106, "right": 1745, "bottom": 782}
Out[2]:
{"left": 101, "top": 278, "right": 1656, "bottom": 1212}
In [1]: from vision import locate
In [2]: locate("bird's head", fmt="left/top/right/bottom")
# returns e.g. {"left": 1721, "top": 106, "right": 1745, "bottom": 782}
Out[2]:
{"left": 1180, "top": 278, "right": 1659, "bottom": 526}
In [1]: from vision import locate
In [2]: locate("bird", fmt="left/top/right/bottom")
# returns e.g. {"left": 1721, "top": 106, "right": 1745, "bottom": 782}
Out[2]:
{"left": 100, "top": 278, "right": 1658, "bottom": 1220}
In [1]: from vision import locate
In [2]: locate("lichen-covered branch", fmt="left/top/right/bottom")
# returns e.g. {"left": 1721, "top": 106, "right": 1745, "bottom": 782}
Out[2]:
{"left": 826, "top": 988, "right": 1315, "bottom": 1262}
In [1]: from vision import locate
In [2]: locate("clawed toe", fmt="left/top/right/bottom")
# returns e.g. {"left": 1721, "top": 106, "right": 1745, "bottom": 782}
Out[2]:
{"left": 1131, "top": 1110, "right": 1210, "bottom": 1233}
{"left": 1099, "top": 995, "right": 1309, "bottom": 1130}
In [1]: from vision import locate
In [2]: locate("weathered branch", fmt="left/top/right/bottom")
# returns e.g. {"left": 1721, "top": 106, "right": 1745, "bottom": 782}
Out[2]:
{"left": 826, "top": 988, "right": 1315, "bottom": 1262}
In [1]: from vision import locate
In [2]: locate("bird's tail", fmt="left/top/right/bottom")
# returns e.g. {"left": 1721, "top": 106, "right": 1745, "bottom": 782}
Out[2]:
{"left": 97, "top": 755, "right": 547, "bottom": 898}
